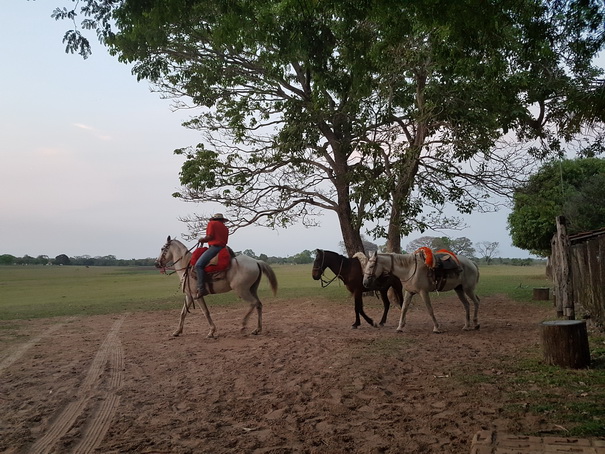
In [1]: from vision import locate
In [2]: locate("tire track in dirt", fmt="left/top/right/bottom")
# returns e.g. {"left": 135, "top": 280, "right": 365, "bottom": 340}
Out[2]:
{"left": 28, "top": 314, "right": 126, "bottom": 454}
{"left": 0, "top": 318, "right": 76, "bottom": 376}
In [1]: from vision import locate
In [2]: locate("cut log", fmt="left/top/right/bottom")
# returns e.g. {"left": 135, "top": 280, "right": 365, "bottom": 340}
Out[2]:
{"left": 541, "top": 320, "right": 591, "bottom": 369}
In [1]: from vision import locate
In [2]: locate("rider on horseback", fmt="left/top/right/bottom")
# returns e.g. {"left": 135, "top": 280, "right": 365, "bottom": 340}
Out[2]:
{"left": 195, "top": 213, "right": 229, "bottom": 298}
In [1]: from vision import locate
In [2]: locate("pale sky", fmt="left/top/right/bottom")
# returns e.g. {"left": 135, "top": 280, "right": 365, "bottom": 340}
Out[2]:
{"left": 3, "top": 2, "right": 587, "bottom": 260}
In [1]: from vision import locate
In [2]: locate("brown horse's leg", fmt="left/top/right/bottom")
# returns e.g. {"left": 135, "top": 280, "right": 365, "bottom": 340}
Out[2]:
{"left": 378, "top": 286, "right": 403, "bottom": 326}
{"left": 352, "top": 292, "right": 362, "bottom": 328}
{"left": 354, "top": 291, "right": 376, "bottom": 328}
{"left": 378, "top": 289, "right": 391, "bottom": 326}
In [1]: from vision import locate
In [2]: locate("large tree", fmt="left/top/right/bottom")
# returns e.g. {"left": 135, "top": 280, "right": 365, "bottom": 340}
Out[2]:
{"left": 53, "top": 0, "right": 605, "bottom": 255}
{"left": 508, "top": 157, "right": 605, "bottom": 256}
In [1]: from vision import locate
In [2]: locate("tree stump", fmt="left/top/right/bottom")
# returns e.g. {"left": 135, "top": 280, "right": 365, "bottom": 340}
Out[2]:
{"left": 533, "top": 287, "right": 550, "bottom": 300}
{"left": 541, "top": 320, "right": 591, "bottom": 368}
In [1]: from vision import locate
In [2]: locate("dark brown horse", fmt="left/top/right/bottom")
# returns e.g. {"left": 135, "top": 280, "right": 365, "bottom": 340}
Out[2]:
{"left": 312, "top": 249, "right": 404, "bottom": 328}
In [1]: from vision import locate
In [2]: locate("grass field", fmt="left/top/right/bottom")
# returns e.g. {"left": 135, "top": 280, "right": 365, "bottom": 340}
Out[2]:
{"left": 0, "top": 263, "right": 551, "bottom": 320}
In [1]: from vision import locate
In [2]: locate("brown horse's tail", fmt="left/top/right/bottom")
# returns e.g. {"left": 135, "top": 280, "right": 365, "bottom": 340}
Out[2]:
{"left": 259, "top": 261, "right": 278, "bottom": 296}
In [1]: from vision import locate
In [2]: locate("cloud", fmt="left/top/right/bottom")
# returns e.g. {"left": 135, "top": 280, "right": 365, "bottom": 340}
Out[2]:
{"left": 72, "top": 123, "right": 112, "bottom": 141}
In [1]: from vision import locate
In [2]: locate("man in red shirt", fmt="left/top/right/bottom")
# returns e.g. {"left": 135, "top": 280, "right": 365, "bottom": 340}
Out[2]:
{"left": 195, "top": 213, "right": 230, "bottom": 298}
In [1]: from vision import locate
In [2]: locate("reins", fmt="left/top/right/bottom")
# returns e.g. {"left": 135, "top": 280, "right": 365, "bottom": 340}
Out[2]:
{"left": 314, "top": 252, "right": 345, "bottom": 288}
{"left": 158, "top": 241, "right": 197, "bottom": 275}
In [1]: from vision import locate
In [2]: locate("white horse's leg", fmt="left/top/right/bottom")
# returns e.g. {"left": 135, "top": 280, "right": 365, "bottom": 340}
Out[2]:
{"left": 241, "top": 300, "right": 262, "bottom": 335}
{"left": 467, "top": 291, "right": 480, "bottom": 330}
{"left": 195, "top": 295, "right": 217, "bottom": 338}
{"left": 396, "top": 292, "right": 414, "bottom": 332}
{"left": 454, "top": 287, "right": 473, "bottom": 330}
{"left": 172, "top": 296, "right": 190, "bottom": 337}
{"left": 419, "top": 291, "right": 441, "bottom": 333}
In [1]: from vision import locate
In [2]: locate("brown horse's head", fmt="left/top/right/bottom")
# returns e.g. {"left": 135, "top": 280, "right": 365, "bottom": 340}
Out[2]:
{"left": 311, "top": 249, "right": 324, "bottom": 280}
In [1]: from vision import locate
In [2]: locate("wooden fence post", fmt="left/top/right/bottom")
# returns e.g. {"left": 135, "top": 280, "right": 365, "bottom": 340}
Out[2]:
{"left": 552, "top": 216, "right": 574, "bottom": 319}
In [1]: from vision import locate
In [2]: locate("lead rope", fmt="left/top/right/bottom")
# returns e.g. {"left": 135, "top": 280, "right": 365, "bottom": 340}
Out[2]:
{"left": 320, "top": 258, "right": 344, "bottom": 288}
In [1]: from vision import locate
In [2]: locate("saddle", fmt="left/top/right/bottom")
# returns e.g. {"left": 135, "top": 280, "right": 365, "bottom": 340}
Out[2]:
{"left": 189, "top": 247, "right": 236, "bottom": 294}
{"left": 415, "top": 247, "right": 462, "bottom": 291}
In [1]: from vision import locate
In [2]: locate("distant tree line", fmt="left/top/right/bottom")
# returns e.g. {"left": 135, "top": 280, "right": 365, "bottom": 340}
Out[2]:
{"left": 0, "top": 250, "right": 318, "bottom": 266}
{"left": 0, "top": 254, "right": 158, "bottom": 267}
{"left": 0, "top": 238, "right": 541, "bottom": 267}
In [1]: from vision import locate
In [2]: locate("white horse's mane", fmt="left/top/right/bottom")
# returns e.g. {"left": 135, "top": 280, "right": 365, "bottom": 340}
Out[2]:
{"left": 353, "top": 252, "right": 368, "bottom": 267}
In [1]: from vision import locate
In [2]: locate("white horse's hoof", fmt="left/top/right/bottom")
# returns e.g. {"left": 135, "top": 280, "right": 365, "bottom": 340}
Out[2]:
{"left": 172, "top": 332, "right": 181, "bottom": 337}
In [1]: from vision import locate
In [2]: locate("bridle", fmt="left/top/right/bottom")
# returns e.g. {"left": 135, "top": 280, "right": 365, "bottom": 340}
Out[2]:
{"left": 156, "top": 239, "right": 194, "bottom": 275}
{"left": 313, "top": 251, "right": 344, "bottom": 288}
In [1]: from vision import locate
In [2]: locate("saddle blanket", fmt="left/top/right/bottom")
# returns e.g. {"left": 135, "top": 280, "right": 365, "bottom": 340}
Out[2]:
{"left": 190, "top": 247, "right": 231, "bottom": 273}
{"left": 415, "top": 247, "right": 460, "bottom": 270}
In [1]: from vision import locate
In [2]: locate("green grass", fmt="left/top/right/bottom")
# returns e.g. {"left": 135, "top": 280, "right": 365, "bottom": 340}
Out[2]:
{"left": 475, "top": 264, "right": 552, "bottom": 302}
{"left": 0, "top": 266, "right": 183, "bottom": 319}
{"left": 456, "top": 336, "right": 605, "bottom": 437}
{"left": 0, "top": 263, "right": 549, "bottom": 320}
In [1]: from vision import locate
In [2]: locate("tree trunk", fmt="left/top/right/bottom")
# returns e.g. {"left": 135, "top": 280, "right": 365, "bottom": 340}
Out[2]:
{"left": 385, "top": 209, "right": 402, "bottom": 253}
{"left": 541, "top": 320, "right": 591, "bottom": 368}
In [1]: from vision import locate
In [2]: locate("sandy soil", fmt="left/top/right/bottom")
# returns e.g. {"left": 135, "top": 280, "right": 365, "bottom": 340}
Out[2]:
{"left": 0, "top": 292, "right": 555, "bottom": 454}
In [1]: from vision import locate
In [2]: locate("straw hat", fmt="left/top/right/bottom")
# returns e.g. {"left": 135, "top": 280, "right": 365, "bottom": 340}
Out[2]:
{"left": 210, "top": 213, "right": 228, "bottom": 221}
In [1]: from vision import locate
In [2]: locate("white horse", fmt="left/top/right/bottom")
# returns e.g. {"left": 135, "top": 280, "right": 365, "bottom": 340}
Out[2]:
{"left": 155, "top": 236, "right": 278, "bottom": 338}
{"left": 362, "top": 250, "right": 480, "bottom": 333}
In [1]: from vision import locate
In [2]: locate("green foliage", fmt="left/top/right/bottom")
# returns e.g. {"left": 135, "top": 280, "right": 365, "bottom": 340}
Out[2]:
{"left": 0, "top": 254, "right": 16, "bottom": 265}
{"left": 290, "top": 250, "right": 315, "bottom": 264}
{"left": 51, "top": 0, "right": 605, "bottom": 256}
{"left": 508, "top": 157, "right": 605, "bottom": 256}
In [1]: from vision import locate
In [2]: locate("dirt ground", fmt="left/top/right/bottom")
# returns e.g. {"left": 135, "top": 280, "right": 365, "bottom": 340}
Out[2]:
{"left": 0, "top": 293, "right": 557, "bottom": 454}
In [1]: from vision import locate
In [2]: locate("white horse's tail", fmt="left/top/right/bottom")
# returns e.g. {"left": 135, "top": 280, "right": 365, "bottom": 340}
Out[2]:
{"left": 353, "top": 252, "right": 368, "bottom": 268}
{"left": 258, "top": 261, "right": 278, "bottom": 295}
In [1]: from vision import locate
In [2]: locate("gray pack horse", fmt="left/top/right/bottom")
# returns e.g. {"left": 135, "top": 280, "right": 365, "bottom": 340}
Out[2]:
{"left": 362, "top": 251, "right": 480, "bottom": 333}
{"left": 155, "top": 236, "right": 278, "bottom": 338}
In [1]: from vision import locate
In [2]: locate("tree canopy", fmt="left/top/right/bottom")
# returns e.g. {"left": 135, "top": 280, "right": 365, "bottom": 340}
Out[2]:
{"left": 507, "top": 157, "right": 605, "bottom": 256}
{"left": 52, "top": 0, "right": 605, "bottom": 255}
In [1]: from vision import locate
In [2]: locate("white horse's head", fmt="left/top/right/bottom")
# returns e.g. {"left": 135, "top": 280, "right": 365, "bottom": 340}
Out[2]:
{"left": 155, "top": 235, "right": 183, "bottom": 272}
{"left": 362, "top": 251, "right": 380, "bottom": 289}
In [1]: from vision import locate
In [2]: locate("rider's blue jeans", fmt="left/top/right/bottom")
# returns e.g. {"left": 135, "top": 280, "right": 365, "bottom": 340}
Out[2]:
{"left": 195, "top": 245, "right": 223, "bottom": 291}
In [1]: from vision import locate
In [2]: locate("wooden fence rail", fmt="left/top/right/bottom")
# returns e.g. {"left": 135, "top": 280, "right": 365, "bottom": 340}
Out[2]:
{"left": 551, "top": 216, "right": 605, "bottom": 331}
